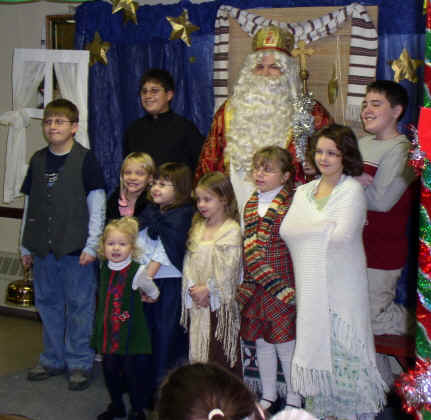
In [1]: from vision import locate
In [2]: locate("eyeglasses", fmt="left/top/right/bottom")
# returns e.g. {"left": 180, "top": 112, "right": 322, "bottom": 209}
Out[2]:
{"left": 42, "top": 119, "right": 75, "bottom": 126}
{"left": 152, "top": 180, "right": 175, "bottom": 188}
{"left": 252, "top": 166, "right": 281, "bottom": 175}
{"left": 141, "top": 88, "right": 163, "bottom": 96}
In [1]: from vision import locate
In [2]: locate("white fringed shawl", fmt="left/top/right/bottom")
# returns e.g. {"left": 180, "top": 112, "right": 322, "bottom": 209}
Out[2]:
{"left": 281, "top": 176, "right": 383, "bottom": 400}
{"left": 181, "top": 218, "right": 242, "bottom": 367}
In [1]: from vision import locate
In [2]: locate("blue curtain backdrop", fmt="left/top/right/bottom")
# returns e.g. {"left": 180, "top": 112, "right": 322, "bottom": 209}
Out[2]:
{"left": 74, "top": 0, "right": 425, "bottom": 193}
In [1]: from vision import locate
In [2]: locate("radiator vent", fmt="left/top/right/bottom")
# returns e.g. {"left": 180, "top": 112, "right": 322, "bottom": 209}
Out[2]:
{"left": 0, "top": 251, "right": 24, "bottom": 281}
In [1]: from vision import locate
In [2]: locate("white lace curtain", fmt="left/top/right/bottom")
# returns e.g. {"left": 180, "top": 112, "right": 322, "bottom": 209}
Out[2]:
{"left": 0, "top": 60, "right": 45, "bottom": 203}
{"left": 0, "top": 48, "right": 89, "bottom": 203}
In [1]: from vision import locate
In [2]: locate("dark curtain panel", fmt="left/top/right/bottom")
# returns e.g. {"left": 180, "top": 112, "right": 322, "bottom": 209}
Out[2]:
{"left": 75, "top": 0, "right": 424, "bottom": 192}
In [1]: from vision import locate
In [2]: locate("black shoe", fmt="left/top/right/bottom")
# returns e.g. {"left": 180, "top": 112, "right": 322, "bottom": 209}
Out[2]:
{"left": 97, "top": 404, "right": 127, "bottom": 420}
{"left": 128, "top": 411, "right": 146, "bottom": 420}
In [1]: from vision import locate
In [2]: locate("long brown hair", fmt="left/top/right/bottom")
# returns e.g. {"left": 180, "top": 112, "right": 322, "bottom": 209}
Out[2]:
{"left": 310, "top": 124, "right": 363, "bottom": 176}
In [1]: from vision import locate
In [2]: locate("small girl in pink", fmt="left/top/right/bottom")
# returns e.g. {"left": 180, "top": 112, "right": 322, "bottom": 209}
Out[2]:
{"left": 106, "top": 152, "right": 155, "bottom": 223}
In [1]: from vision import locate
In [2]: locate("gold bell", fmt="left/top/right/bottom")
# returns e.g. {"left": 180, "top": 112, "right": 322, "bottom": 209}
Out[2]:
{"left": 6, "top": 266, "right": 34, "bottom": 307}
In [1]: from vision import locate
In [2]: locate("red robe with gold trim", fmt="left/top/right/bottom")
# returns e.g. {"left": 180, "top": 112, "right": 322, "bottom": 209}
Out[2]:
{"left": 195, "top": 99, "right": 332, "bottom": 184}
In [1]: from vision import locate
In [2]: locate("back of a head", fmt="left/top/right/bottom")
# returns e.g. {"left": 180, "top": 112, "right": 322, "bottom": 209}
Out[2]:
{"left": 157, "top": 363, "right": 259, "bottom": 420}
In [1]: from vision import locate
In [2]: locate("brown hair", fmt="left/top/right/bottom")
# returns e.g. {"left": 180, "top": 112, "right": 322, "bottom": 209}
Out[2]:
{"left": 310, "top": 123, "right": 363, "bottom": 177}
{"left": 139, "top": 68, "right": 175, "bottom": 93}
{"left": 98, "top": 217, "right": 141, "bottom": 260}
{"left": 194, "top": 172, "right": 239, "bottom": 222}
{"left": 157, "top": 363, "right": 261, "bottom": 420}
{"left": 43, "top": 98, "right": 79, "bottom": 122}
{"left": 156, "top": 162, "right": 193, "bottom": 210}
{"left": 252, "top": 146, "right": 295, "bottom": 189}
{"left": 365, "top": 80, "right": 408, "bottom": 121}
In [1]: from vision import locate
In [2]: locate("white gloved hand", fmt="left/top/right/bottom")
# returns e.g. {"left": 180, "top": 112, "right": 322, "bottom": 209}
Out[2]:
{"left": 132, "top": 265, "right": 160, "bottom": 300}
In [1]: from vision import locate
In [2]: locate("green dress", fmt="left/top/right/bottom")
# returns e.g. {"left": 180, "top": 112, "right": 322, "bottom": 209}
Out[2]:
{"left": 92, "top": 261, "right": 151, "bottom": 355}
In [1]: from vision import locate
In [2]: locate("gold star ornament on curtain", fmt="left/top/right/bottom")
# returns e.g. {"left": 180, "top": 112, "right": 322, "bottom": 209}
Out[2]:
{"left": 166, "top": 9, "right": 199, "bottom": 47}
{"left": 111, "top": 0, "right": 139, "bottom": 25}
{"left": 389, "top": 48, "right": 423, "bottom": 83}
{"left": 86, "top": 32, "right": 111, "bottom": 66}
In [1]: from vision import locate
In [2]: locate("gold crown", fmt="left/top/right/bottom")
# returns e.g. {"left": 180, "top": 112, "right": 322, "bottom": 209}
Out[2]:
{"left": 252, "top": 25, "right": 294, "bottom": 55}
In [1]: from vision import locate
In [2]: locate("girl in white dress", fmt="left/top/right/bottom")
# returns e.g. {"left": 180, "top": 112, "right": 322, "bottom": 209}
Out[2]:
{"left": 281, "top": 124, "right": 386, "bottom": 420}
{"left": 181, "top": 172, "right": 242, "bottom": 373}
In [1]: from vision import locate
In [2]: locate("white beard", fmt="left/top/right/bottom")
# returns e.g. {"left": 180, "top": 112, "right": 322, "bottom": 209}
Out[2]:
{"left": 226, "top": 70, "right": 298, "bottom": 173}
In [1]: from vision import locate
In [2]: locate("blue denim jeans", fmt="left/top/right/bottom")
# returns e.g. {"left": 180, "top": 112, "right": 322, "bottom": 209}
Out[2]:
{"left": 33, "top": 253, "right": 97, "bottom": 371}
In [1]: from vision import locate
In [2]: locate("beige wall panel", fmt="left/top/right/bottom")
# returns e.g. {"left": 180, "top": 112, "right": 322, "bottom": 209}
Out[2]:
{"left": 0, "top": 2, "right": 70, "bottom": 253}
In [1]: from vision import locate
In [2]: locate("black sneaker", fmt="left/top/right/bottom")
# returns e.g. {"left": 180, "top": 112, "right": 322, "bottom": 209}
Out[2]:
{"left": 27, "top": 363, "right": 64, "bottom": 381}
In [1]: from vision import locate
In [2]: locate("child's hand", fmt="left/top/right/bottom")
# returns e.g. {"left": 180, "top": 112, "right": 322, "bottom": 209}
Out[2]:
{"left": 140, "top": 290, "right": 158, "bottom": 303}
{"left": 355, "top": 172, "right": 374, "bottom": 187}
{"left": 79, "top": 252, "right": 96, "bottom": 266}
{"left": 189, "top": 285, "right": 210, "bottom": 308}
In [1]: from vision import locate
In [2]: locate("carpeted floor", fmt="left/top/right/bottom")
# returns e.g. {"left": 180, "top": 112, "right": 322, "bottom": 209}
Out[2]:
{"left": 0, "top": 314, "right": 412, "bottom": 420}
{"left": 0, "top": 313, "right": 113, "bottom": 420}
{"left": 0, "top": 363, "right": 113, "bottom": 420}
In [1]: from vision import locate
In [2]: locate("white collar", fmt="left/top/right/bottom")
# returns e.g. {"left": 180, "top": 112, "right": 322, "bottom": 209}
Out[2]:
{"left": 257, "top": 185, "right": 283, "bottom": 203}
{"left": 108, "top": 255, "right": 132, "bottom": 271}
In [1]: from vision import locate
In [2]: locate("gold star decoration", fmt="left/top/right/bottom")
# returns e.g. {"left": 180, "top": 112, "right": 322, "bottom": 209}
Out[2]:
{"left": 166, "top": 9, "right": 200, "bottom": 47}
{"left": 111, "top": 0, "right": 139, "bottom": 25}
{"left": 389, "top": 48, "right": 423, "bottom": 84}
{"left": 85, "top": 32, "right": 111, "bottom": 66}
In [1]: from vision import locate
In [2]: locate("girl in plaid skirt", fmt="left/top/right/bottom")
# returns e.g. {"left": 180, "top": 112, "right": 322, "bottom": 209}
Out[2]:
{"left": 237, "top": 146, "right": 300, "bottom": 413}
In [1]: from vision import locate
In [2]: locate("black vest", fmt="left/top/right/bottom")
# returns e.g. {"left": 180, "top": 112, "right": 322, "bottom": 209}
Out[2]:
{"left": 22, "top": 142, "right": 89, "bottom": 259}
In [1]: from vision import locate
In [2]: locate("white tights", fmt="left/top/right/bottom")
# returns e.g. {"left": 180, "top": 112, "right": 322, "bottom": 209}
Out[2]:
{"left": 255, "top": 338, "right": 302, "bottom": 407}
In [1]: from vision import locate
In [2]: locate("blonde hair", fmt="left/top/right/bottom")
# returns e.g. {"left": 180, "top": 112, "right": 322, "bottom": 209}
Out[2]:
{"left": 98, "top": 217, "right": 141, "bottom": 260}
{"left": 194, "top": 172, "right": 239, "bottom": 223}
{"left": 120, "top": 152, "right": 155, "bottom": 198}
{"left": 121, "top": 152, "right": 156, "bottom": 178}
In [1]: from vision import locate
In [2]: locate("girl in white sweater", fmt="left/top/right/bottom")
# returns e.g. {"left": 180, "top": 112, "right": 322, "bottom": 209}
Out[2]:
{"left": 281, "top": 124, "right": 386, "bottom": 420}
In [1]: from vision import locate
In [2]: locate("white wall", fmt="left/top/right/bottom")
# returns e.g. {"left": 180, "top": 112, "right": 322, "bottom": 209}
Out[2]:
{"left": 0, "top": 2, "right": 71, "bottom": 253}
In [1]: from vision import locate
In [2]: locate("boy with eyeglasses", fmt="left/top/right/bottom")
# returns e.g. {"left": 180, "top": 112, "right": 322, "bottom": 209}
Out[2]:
{"left": 20, "top": 98, "right": 106, "bottom": 391}
{"left": 123, "top": 68, "right": 204, "bottom": 172}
